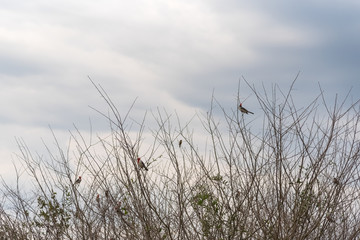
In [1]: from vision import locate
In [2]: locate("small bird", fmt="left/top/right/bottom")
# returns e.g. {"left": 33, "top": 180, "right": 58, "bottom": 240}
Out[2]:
{"left": 239, "top": 103, "right": 254, "bottom": 114}
{"left": 137, "top": 158, "right": 148, "bottom": 171}
{"left": 74, "top": 176, "right": 82, "bottom": 185}
{"left": 115, "top": 201, "right": 122, "bottom": 215}
{"left": 96, "top": 194, "right": 100, "bottom": 207}
{"left": 179, "top": 139, "right": 183, "bottom": 147}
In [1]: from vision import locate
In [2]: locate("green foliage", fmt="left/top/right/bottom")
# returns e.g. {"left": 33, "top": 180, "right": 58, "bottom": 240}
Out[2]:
{"left": 191, "top": 184, "right": 223, "bottom": 238}
{"left": 211, "top": 174, "right": 223, "bottom": 182}
{"left": 34, "top": 188, "right": 71, "bottom": 238}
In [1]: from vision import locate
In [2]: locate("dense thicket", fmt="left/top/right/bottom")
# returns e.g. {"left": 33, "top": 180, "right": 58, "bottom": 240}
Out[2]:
{"left": 1, "top": 81, "right": 359, "bottom": 239}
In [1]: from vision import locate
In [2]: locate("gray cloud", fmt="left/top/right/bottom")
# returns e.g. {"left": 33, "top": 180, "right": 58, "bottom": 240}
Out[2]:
{"left": 0, "top": 0, "right": 359, "bottom": 181}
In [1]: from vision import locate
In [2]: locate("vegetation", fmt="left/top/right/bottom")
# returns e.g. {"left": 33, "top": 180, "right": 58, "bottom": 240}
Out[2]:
{"left": 1, "top": 80, "right": 359, "bottom": 239}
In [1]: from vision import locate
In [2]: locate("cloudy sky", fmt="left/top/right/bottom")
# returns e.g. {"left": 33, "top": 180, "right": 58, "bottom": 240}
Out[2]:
{"left": 1, "top": 0, "right": 359, "bottom": 181}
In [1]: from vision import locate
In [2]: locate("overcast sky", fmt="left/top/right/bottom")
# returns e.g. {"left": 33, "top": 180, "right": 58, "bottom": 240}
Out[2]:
{"left": 1, "top": 0, "right": 359, "bottom": 181}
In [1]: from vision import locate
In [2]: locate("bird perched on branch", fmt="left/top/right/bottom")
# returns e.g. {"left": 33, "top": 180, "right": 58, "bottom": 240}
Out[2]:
{"left": 96, "top": 194, "right": 100, "bottom": 207}
{"left": 238, "top": 103, "right": 254, "bottom": 114}
{"left": 137, "top": 158, "right": 148, "bottom": 171}
{"left": 74, "top": 176, "right": 82, "bottom": 186}
{"left": 115, "top": 201, "right": 122, "bottom": 215}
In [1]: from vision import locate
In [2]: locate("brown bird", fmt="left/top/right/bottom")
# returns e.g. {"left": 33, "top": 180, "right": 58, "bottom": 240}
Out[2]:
{"left": 74, "top": 176, "right": 82, "bottom": 185}
{"left": 137, "top": 158, "right": 149, "bottom": 171}
{"left": 239, "top": 103, "right": 254, "bottom": 114}
{"left": 179, "top": 139, "right": 183, "bottom": 147}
